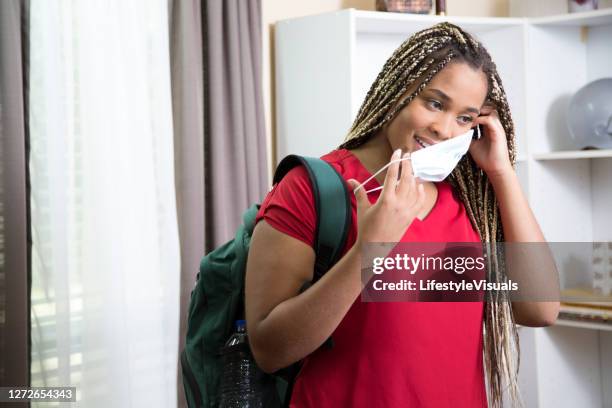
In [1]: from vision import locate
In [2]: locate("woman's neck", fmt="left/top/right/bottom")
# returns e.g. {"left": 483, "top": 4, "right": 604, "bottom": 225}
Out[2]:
{"left": 347, "top": 131, "right": 394, "bottom": 185}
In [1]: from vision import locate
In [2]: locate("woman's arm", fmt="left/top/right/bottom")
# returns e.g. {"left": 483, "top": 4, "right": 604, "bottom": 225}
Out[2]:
{"left": 245, "top": 221, "right": 364, "bottom": 374}
{"left": 470, "top": 108, "right": 560, "bottom": 327}
{"left": 488, "top": 169, "right": 560, "bottom": 327}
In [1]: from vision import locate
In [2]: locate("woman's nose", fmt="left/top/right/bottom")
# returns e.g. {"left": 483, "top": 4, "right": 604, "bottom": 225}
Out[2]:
{"left": 429, "top": 115, "right": 455, "bottom": 141}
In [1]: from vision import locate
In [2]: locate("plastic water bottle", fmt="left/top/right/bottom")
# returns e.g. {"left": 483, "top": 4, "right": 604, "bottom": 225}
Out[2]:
{"left": 217, "top": 320, "right": 265, "bottom": 408}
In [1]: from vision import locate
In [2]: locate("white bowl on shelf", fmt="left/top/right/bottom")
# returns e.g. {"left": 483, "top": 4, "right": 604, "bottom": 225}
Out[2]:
{"left": 567, "top": 77, "right": 612, "bottom": 150}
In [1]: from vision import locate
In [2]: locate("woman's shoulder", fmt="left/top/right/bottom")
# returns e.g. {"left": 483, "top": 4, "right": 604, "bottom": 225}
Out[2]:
{"left": 271, "top": 149, "right": 363, "bottom": 187}
{"left": 321, "top": 148, "right": 371, "bottom": 182}
{"left": 253, "top": 149, "right": 359, "bottom": 247}
{"left": 320, "top": 148, "right": 352, "bottom": 164}
{"left": 255, "top": 163, "right": 317, "bottom": 247}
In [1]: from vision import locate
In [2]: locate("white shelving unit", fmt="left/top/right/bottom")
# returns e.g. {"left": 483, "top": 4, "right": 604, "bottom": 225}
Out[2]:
{"left": 275, "top": 8, "right": 612, "bottom": 408}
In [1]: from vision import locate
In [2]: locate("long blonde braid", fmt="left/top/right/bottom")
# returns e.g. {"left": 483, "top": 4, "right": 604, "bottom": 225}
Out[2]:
{"left": 339, "top": 22, "right": 521, "bottom": 408}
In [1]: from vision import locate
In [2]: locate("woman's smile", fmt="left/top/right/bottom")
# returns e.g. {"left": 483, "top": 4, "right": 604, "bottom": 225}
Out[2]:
{"left": 414, "top": 134, "right": 436, "bottom": 149}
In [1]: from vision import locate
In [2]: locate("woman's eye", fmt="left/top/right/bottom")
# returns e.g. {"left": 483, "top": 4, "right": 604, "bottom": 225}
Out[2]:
{"left": 427, "top": 100, "right": 442, "bottom": 110}
{"left": 458, "top": 116, "right": 474, "bottom": 124}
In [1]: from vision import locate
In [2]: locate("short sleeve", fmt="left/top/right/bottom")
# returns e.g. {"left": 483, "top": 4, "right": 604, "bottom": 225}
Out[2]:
{"left": 255, "top": 165, "right": 316, "bottom": 248}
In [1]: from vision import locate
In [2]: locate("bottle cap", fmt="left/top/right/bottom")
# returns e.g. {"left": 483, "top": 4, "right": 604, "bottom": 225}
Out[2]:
{"left": 235, "top": 319, "right": 246, "bottom": 330}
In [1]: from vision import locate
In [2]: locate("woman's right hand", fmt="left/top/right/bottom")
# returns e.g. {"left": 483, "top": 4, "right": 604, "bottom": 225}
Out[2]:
{"left": 347, "top": 149, "right": 425, "bottom": 246}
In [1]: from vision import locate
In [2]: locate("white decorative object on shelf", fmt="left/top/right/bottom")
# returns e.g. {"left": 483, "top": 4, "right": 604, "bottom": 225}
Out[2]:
{"left": 567, "top": 78, "right": 612, "bottom": 150}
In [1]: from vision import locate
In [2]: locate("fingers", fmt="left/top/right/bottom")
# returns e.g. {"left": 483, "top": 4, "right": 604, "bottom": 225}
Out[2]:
{"left": 475, "top": 109, "right": 500, "bottom": 128}
{"left": 474, "top": 115, "right": 490, "bottom": 128}
{"left": 474, "top": 110, "right": 505, "bottom": 141}
{"left": 396, "top": 151, "right": 414, "bottom": 197}
{"left": 381, "top": 149, "right": 401, "bottom": 201}
{"left": 348, "top": 179, "right": 370, "bottom": 212}
{"left": 414, "top": 182, "right": 426, "bottom": 211}
{"left": 351, "top": 148, "right": 424, "bottom": 216}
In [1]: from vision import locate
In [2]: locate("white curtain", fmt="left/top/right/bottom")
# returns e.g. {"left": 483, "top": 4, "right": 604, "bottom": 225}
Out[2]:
{"left": 29, "top": 1, "right": 180, "bottom": 407}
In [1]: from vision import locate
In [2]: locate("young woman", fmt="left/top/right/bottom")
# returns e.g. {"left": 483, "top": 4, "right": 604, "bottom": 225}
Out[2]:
{"left": 245, "top": 22, "right": 559, "bottom": 407}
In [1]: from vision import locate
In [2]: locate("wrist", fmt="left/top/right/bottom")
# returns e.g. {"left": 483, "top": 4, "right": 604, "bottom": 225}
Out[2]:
{"left": 487, "top": 169, "right": 519, "bottom": 197}
{"left": 485, "top": 165, "right": 514, "bottom": 184}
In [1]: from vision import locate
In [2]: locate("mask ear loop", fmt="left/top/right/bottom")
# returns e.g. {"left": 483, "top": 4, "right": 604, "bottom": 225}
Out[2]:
{"left": 352, "top": 155, "right": 412, "bottom": 195}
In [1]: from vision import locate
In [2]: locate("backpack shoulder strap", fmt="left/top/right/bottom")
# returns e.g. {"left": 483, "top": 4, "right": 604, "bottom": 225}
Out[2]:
{"left": 273, "top": 154, "right": 351, "bottom": 282}
{"left": 272, "top": 155, "right": 351, "bottom": 407}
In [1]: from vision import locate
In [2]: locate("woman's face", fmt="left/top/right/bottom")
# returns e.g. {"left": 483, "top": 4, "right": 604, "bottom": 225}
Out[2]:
{"left": 383, "top": 62, "right": 489, "bottom": 153}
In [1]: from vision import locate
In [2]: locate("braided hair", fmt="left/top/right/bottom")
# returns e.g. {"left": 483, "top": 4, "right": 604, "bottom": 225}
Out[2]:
{"left": 339, "top": 22, "right": 521, "bottom": 408}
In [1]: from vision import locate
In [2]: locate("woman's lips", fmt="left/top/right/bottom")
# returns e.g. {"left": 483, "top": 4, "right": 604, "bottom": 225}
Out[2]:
{"left": 415, "top": 135, "right": 436, "bottom": 149}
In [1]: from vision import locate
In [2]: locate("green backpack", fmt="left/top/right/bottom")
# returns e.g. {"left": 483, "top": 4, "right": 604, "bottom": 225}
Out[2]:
{"left": 181, "top": 155, "right": 353, "bottom": 408}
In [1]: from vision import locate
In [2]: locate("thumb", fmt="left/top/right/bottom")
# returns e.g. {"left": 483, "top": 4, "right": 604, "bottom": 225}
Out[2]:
{"left": 347, "top": 179, "right": 370, "bottom": 210}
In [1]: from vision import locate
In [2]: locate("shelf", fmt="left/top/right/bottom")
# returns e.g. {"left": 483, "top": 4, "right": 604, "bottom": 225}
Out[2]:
{"left": 554, "top": 300, "right": 612, "bottom": 331}
{"left": 555, "top": 318, "right": 612, "bottom": 331}
{"left": 530, "top": 7, "right": 612, "bottom": 26}
{"left": 282, "top": 8, "right": 612, "bottom": 33}
{"left": 517, "top": 317, "right": 612, "bottom": 331}
{"left": 532, "top": 149, "right": 612, "bottom": 160}
{"left": 351, "top": 9, "right": 525, "bottom": 34}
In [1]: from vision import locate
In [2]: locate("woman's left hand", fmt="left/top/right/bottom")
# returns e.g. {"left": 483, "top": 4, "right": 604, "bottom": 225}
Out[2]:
{"left": 468, "top": 106, "right": 513, "bottom": 179}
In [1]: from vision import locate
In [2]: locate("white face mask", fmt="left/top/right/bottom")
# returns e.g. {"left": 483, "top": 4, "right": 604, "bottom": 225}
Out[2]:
{"left": 353, "top": 128, "right": 474, "bottom": 194}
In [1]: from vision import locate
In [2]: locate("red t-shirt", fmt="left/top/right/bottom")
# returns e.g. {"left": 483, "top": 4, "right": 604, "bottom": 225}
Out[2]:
{"left": 255, "top": 149, "right": 487, "bottom": 408}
